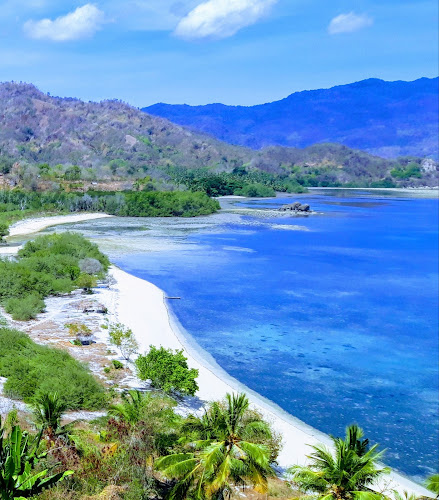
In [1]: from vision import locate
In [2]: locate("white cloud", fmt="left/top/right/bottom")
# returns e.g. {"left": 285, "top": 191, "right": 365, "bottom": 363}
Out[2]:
{"left": 328, "top": 12, "right": 373, "bottom": 35}
{"left": 23, "top": 4, "right": 105, "bottom": 41}
{"left": 174, "top": 0, "right": 277, "bottom": 39}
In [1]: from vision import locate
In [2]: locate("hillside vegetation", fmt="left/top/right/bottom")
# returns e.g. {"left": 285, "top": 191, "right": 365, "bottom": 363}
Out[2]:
{"left": 145, "top": 77, "right": 439, "bottom": 158}
{"left": 0, "top": 82, "right": 437, "bottom": 193}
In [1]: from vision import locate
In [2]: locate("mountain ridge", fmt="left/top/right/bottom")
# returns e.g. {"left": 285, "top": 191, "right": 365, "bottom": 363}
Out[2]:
{"left": 144, "top": 77, "right": 439, "bottom": 158}
{"left": 0, "top": 81, "right": 436, "bottom": 192}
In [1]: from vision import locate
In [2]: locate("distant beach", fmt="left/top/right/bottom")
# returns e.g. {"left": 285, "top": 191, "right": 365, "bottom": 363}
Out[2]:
{"left": 307, "top": 187, "right": 439, "bottom": 198}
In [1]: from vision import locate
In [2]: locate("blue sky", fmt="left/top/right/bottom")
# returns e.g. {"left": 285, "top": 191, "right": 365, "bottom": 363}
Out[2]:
{"left": 0, "top": 0, "right": 437, "bottom": 106}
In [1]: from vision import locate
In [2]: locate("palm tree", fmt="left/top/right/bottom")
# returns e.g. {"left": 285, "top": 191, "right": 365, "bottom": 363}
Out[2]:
{"left": 156, "top": 393, "right": 275, "bottom": 499}
{"left": 32, "top": 392, "right": 68, "bottom": 441}
{"left": 108, "top": 389, "right": 146, "bottom": 426}
{"left": 288, "top": 424, "right": 390, "bottom": 500}
{"left": 425, "top": 474, "right": 439, "bottom": 499}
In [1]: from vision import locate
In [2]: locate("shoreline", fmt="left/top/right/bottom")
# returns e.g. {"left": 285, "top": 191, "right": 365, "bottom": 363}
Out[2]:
{"left": 107, "top": 266, "right": 430, "bottom": 497}
{"left": 8, "top": 212, "right": 114, "bottom": 238}
{"left": 2, "top": 213, "right": 432, "bottom": 497}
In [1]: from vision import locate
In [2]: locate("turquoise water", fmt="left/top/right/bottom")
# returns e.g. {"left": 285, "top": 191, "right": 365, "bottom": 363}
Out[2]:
{"left": 53, "top": 190, "right": 439, "bottom": 480}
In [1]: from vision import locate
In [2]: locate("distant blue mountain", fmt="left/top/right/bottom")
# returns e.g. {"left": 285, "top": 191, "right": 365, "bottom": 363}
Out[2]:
{"left": 144, "top": 77, "right": 439, "bottom": 158}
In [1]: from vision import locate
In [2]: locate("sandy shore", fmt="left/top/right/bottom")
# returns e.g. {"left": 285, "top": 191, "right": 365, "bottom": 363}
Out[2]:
{"left": 108, "top": 266, "right": 430, "bottom": 497}
{"left": 8, "top": 213, "right": 113, "bottom": 238}
{"left": 1, "top": 213, "right": 432, "bottom": 496}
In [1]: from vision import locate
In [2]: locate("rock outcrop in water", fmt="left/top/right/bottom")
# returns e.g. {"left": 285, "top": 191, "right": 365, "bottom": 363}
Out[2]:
{"left": 279, "top": 202, "right": 311, "bottom": 213}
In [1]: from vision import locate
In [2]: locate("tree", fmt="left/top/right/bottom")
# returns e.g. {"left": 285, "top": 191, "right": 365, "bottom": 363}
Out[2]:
{"left": 108, "top": 322, "right": 139, "bottom": 361}
{"left": 0, "top": 222, "right": 9, "bottom": 244}
{"left": 78, "top": 257, "right": 103, "bottom": 275}
{"left": 426, "top": 474, "right": 439, "bottom": 499}
{"left": 287, "top": 424, "right": 390, "bottom": 500}
{"left": 76, "top": 273, "right": 97, "bottom": 293}
{"left": 135, "top": 346, "right": 198, "bottom": 396}
{"left": 156, "top": 393, "right": 275, "bottom": 499}
{"left": 0, "top": 416, "right": 73, "bottom": 498}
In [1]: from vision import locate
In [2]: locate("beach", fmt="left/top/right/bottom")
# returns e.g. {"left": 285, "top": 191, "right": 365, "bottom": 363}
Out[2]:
{"left": 8, "top": 213, "right": 113, "bottom": 238}
{"left": 3, "top": 213, "right": 433, "bottom": 497}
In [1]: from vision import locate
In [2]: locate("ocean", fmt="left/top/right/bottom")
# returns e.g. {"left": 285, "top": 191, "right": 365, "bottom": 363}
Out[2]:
{"left": 48, "top": 189, "right": 439, "bottom": 480}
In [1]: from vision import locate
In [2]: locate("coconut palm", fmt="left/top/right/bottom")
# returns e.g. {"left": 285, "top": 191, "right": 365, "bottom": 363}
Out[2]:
{"left": 156, "top": 393, "right": 275, "bottom": 499}
{"left": 425, "top": 474, "right": 439, "bottom": 499}
{"left": 288, "top": 424, "right": 390, "bottom": 500}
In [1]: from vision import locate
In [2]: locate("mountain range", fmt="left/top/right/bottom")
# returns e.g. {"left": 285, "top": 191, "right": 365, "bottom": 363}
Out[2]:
{"left": 144, "top": 77, "right": 439, "bottom": 159}
{"left": 0, "top": 81, "right": 436, "bottom": 192}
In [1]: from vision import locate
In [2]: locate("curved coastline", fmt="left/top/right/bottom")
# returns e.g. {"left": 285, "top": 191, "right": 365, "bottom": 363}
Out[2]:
{"left": 108, "top": 265, "right": 430, "bottom": 497}
{"left": 4, "top": 213, "right": 432, "bottom": 497}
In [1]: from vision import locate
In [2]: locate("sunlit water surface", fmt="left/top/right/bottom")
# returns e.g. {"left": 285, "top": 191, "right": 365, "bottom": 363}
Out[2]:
{"left": 46, "top": 190, "right": 438, "bottom": 480}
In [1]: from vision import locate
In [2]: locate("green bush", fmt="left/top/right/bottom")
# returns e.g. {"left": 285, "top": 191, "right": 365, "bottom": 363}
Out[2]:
{"left": 0, "top": 327, "right": 107, "bottom": 409}
{"left": 4, "top": 293, "right": 45, "bottom": 320}
{"left": 0, "top": 221, "right": 9, "bottom": 243}
{"left": 0, "top": 232, "right": 109, "bottom": 320}
{"left": 112, "top": 359, "right": 124, "bottom": 370}
{"left": 0, "top": 189, "right": 220, "bottom": 219}
{"left": 390, "top": 162, "right": 422, "bottom": 179}
{"left": 76, "top": 273, "right": 97, "bottom": 293}
{"left": 119, "top": 191, "right": 220, "bottom": 217}
{"left": 234, "top": 183, "right": 276, "bottom": 197}
{"left": 135, "top": 346, "right": 199, "bottom": 396}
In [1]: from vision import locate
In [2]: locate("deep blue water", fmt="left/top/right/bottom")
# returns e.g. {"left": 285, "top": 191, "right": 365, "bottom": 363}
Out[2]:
{"left": 60, "top": 191, "right": 439, "bottom": 479}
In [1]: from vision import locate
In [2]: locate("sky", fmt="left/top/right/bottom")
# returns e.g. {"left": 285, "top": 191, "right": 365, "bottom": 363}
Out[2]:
{"left": 0, "top": 0, "right": 437, "bottom": 106}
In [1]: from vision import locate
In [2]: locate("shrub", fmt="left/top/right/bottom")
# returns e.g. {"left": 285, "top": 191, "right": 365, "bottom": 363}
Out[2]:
{"left": 0, "top": 232, "right": 109, "bottom": 321}
{"left": 0, "top": 327, "right": 107, "bottom": 409}
{"left": 76, "top": 273, "right": 97, "bottom": 293}
{"left": 79, "top": 257, "right": 103, "bottom": 275}
{"left": 0, "top": 222, "right": 9, "bottom": 243}
{"left": 108, "top": 322, "right": 139, "bottom": 361}
{"left": 234, "top": 182, "right": 276, "bottom": 197}
{"left": 135, "top": 346, "right": 199, "bottom": 396}
{"left": 4, "top": 293, "right": 45, "bottom": 320}
{"left": 65, "top": 322, "right": 92, "bottom": 339}
{"left": 112, "top": 359, "right": 124, "bottom": 370}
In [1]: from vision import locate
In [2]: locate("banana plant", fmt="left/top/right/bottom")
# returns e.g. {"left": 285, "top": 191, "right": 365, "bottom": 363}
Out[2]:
{"left": 0, "top": 417, "right": 73, "bottom": 499}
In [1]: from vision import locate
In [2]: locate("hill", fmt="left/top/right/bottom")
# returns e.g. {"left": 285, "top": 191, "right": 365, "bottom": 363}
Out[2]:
{"left": 144, "top": 77, "right": 439, "bottom": 159}
{"left": 0, "top": 82, "right": 436, "bottom": 193}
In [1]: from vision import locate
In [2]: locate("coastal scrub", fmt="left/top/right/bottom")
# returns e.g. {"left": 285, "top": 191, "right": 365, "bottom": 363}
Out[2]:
{"left": 0, "top": 232, "right": 109, "bottom": 320}
{"left": 0, "top": 327, "right": 107, "bottom": 410}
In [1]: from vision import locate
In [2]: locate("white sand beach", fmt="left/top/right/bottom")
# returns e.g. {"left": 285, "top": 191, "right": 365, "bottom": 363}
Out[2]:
{"left": 108, "top": 266, "right": 431, "bottom": 497}
{"left": 2, "top": 213, "right": 432, "bottom": 497}
{"left": 8, "top": 213, "right": 113, "bottom": 238}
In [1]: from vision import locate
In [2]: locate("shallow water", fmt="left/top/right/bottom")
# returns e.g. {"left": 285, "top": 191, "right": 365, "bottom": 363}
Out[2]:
{"left": 48, "top": 190, "right": 439, "bottom": 480}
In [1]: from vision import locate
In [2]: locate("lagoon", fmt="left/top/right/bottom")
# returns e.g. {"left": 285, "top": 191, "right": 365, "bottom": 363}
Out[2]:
{"left": 49, "top": 190, "right": 439, "bottom": 481}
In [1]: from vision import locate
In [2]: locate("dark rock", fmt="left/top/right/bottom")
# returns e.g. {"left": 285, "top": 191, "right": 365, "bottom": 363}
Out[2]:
{"left": 297, "top": 204, "right": 310, "bottom": 212}
{"left": 279, "top": 201, "right": 311, "bottom": 212}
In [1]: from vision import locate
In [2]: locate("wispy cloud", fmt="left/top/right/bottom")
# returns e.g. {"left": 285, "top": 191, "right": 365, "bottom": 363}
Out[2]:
{"left": 328, "top": 12, "right": 373, "bottom": 35}
{"left": 174, "top": 0, "right": 277, "bottom": 40}
{"left": 23, "top": 3, "right": 105, "bottom": 41}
